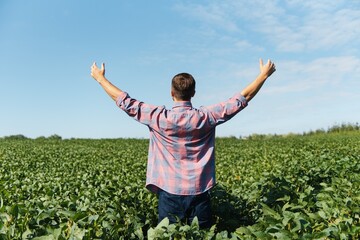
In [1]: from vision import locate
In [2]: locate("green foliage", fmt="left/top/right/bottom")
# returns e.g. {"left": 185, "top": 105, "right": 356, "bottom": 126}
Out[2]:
{"left": 327, "top": 122, "right": 359, "bottom": 133}
{"left": 2, "top": 134, "right": 28, "bottom": 140}
{"left": 0, "top": 132, "right": 359, "bottom": 239}
{"left": 305, "top": 122, "right": 360, "bottom": 136}
{"left": 47, "top": 134, "right": 62, "bottom": 140}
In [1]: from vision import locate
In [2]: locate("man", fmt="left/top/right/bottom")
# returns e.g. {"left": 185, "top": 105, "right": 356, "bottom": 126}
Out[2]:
{"left": 90, "top": 59, "right": 276, "bottom": 228}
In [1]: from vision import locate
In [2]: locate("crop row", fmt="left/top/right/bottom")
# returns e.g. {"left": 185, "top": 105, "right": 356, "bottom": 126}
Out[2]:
{"left": 0, "top": 132, "right": 359, "bottom": 239}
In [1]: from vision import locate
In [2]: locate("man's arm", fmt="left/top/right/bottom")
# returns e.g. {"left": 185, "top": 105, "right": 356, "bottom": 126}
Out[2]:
{"left": 91, "top": 62, "right": 123, "bottom": 101}
{"left": 240, "top": 59, "right": 276, "bottom": 102}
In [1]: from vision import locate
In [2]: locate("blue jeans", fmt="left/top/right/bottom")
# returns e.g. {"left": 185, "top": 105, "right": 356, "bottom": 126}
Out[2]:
{"left": 158, "top": 190, "right": 212, "bottom": 228}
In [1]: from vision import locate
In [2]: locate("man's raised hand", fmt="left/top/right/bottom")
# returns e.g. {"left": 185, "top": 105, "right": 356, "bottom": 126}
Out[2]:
{"left": 91, "top": 62, "right": 106, "bottom": 83}
{"left": 259, "top": 58, "right": 276, "bottom": 79}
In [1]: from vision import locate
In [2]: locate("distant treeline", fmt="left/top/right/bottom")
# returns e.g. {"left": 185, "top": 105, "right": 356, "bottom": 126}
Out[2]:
{"left": 245, "top": 122, "right": 359, "bottom": 140}
{"left": 305, "top": 122, "right": 360, "bottom": 135}
{"left": 1, "top": 122, "right": 359, "bottom": 140}
{"left": 1, "top": 134, "right": 62, "bottom": 140}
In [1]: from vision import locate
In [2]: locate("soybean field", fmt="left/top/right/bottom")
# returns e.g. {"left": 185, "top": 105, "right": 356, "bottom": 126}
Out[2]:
{"left": 0, "top": 130, "right": 359, "bottom": 239}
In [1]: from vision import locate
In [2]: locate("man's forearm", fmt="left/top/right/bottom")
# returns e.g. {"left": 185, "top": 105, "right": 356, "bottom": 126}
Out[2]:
{"left": 240, "top": 74, "right": 268, "bottom": 102}
{"left": 97, "top": 76, "right": 123, "bottom": 101}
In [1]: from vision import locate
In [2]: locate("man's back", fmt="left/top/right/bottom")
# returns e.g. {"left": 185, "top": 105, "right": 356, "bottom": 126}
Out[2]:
{"left": 116, "top": 91, "right": 248, "bottom": 195}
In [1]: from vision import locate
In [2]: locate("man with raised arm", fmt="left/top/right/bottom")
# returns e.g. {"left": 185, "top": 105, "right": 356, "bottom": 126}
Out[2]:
{"left": 90, "top": 59, "right": 276, "bottom": 228}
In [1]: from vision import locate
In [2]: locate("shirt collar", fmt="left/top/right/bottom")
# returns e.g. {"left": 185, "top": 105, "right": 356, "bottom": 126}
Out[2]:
{"left": 172, "top": 101, "right": 192, "bottom": 109}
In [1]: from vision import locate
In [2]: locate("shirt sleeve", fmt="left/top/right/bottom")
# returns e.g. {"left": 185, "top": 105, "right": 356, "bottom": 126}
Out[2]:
{"left": 115, "top": 92, "right": 165, "bottom": 126}
{"left": 201, "top": 92, "right": 248, "bottom": 126}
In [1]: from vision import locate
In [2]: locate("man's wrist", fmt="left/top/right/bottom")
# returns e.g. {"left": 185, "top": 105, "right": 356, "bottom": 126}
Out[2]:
{"left": 257, "top": 73, "right": 268, "bottom": 82}
{"left": 97, "top": 76, "right": 107, "bottom": 84}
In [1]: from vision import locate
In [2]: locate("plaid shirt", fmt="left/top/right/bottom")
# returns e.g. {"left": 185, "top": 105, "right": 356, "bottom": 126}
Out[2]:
{"left": 116, "top": 92, "right": 248, "bottom": 195}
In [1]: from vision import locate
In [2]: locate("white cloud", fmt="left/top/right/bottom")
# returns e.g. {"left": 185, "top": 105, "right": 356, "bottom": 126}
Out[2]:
{"left": 296, "top": 9, "right": 360, "bottom": 51}
{"left": 264, "top": 56, "right": 360, "bottom": 94}
{"left": 174, "top": 0, "right": 360, "bottom": 53}
{"left": 174, "top": 2, "right": 239, "bottom": 32}
{"left": 235, "top": 40, "right": 264, "bottom": 52}
{"left": 285, "top": 0, "right": 347, "bottom": 12}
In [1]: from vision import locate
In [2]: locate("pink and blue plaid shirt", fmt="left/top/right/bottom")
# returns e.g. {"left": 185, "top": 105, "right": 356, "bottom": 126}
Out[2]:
{"left": 116, "top": 91, "right": 248, "bottom": 195}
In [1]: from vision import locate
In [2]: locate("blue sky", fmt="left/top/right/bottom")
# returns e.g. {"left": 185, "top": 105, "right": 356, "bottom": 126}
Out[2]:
{"left": 1, "top": 0, "right": 359, "bottom": 139}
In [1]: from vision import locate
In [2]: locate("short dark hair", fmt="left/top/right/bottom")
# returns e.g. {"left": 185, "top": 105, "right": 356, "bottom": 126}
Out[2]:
{"left": 171, "top": 73, "right": 196, "bottom": 101}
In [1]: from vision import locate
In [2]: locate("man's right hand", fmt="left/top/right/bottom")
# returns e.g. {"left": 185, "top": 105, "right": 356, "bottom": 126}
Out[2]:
{"left": 91, "top": 62, "right": 106, "bottom": 83}
{"left": 259, "top": 59, "right": 276, "bottom": 79}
